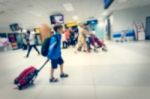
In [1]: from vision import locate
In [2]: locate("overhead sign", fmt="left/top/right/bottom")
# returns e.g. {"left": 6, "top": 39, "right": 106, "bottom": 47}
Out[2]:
{"left": 103, "top": 0, "right": 114, "bottom": 9}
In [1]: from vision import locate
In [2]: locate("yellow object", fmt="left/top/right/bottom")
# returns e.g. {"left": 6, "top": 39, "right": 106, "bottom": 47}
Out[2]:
{"left": 66, "top": 21, "right": 78, "bottom": 27}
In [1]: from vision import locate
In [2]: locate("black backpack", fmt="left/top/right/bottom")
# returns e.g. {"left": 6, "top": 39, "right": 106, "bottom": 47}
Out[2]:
{"left": 41, "top": 35, "right": 57, "bottom": 57}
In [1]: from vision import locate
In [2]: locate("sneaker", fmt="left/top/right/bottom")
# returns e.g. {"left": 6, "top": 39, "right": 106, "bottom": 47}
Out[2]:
{"left": 60, "top": 73, "right": 69, "bottom": 78}
{"left": 25, "top": 56, "right": 29, "bottom": 58}
{"left": 102, "top": 47, "right": 108, "bottom": 52}
{"left": 49, "top": 78, "right": 58, "bottom": 83}
{"left": 94, "top": 48, "right": 98, "bottom": 52}
{"left": 83, "top": 50, "right": 87, "bottom": 52}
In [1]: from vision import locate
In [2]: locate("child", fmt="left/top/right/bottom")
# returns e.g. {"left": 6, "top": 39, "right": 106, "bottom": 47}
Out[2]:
{"left": 48, "top": 25, "right": 69, "bottom": 83}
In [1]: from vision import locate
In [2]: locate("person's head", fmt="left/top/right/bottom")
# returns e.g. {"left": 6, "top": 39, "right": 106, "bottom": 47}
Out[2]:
{"left": 84, "top": 23, "right": 89, "bottom": 30}
{"left": 79, "top": 23, "right": 88, "bottom": 29}
{"left": 53, "top": 25, "right": 64, "bottom": 34}
{"left": 65, "top": 27, "right": 70, "bottom": 32}
{"left": 27, "top": 30, "right": 30, "bottom": 34}
{"left": 65, "top": 27, "right": 69, "bottom": 30}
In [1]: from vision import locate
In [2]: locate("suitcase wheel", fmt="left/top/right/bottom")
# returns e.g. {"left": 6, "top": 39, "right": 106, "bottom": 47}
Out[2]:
{"left": 18, "top": 85, "right": 23, "bottom": 90}
{"left": 14, "top": 79, "right": 18, "bottom": 85}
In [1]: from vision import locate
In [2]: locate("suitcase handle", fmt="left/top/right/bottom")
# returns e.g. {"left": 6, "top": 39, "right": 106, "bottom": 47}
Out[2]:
{"left": 38, "top": 59, "right": 49, "bottom": 72}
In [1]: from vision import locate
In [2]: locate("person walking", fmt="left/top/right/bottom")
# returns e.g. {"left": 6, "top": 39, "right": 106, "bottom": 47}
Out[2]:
{"left": 26, "top": 30, "right": 40, "bottom": 58}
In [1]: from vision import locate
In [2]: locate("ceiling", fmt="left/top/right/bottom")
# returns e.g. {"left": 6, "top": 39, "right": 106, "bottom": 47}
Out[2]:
{"left": 0, "top": 0, "right": 150, "bottom": 29}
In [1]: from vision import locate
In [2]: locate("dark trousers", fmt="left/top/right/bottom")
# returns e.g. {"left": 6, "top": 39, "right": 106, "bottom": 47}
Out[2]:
{"left": 70, "top": 38, "right": 76, "bottom": 46}
{"left": 26, "top": 45, "right": 40, "bottom": 57}
{"left": 87, "top": 37, "right": 92, "bottom": 50}
{"left": 63, "top": 41, "right": 68, "bottom": 49}
{"left": 22, "top": 44, "right": 28, "bottom": 50}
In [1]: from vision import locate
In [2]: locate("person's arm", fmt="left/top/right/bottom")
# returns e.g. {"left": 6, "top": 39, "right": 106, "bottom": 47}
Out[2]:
{"left": 48, "top": 37, "right": 57, "bottom": 57}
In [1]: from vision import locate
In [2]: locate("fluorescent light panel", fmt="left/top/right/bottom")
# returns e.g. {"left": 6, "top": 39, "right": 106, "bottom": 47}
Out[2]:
{"left": 73, "top": 16, "right": 79, "bottom": 20}
{"left": 63, "top": 3, "right": 74, "bottom": 12}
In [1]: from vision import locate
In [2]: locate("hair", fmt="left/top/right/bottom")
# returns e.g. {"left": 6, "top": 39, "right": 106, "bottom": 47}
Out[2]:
{"left": 27, "top": 30, "right": 30, "bottom": 34}
{"left": 65, "top": 26, "right": 69, "bottom": 29}
{"left": 53, "top": 25, "right": 63, "bottom": 32}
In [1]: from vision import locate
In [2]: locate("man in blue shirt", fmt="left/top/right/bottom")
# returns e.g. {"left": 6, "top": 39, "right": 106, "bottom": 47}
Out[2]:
{"left": 48, "top": 25, "right": 69, "bottom": 83}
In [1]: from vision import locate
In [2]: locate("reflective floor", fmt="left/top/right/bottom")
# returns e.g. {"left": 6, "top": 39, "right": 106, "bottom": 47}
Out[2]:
{"left": 0, "top": 41, "right": 150, "bottom": 99}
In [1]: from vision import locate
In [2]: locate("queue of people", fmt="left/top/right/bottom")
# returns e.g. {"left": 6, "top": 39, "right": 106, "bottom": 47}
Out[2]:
{"left": 62, "top": 27, "right": 78, "bottom": 49}
{"left": 61, "top": 23, "right": 108, "bottom": 53}
{"left": 24, "top": 22, "right": 108, "bottom": 59}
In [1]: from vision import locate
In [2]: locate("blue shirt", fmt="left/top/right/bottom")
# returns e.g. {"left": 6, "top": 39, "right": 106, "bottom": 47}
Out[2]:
{"left": 47, "top": 33, "right": 62, "bottom": 60}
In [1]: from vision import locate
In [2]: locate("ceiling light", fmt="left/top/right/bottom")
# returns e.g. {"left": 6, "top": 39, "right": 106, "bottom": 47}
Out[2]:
{"left": 63, "top": 3, "right": 74, "bottom": 12}
{"left": 73, "top": 16, "right": 79, "bottom": 20}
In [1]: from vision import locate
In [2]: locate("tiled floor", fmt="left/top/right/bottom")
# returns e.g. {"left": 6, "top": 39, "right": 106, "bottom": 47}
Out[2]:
{"left": 0, "top": 41, "right": 150, "bottom": 99}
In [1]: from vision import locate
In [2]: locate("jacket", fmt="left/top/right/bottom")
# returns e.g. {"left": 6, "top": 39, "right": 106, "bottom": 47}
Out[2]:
{"left": 47, "top": 33, "right": 62, "bottom": 60}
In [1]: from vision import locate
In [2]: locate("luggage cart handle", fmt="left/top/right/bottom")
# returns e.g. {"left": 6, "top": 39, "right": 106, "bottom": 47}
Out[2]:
{"left": 38, "top": 59, "right": 49, "bottom": 72}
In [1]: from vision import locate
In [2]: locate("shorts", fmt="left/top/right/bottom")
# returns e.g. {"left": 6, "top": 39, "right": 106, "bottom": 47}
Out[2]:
{"left": 51, "top": 57, "right": 64, "bottom": 69}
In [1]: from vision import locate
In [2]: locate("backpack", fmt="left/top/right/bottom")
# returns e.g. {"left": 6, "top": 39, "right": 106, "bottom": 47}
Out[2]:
{"left": 41, "top": 35, "right": 57, "bottom": 57}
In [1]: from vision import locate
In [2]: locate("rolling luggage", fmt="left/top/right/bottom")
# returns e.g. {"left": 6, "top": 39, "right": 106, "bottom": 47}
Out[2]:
{"left": 90, "top": 34, "right": 104, "bottom": 47}
{"left": 14, "top": 59, "right": 49, "bottom": 90}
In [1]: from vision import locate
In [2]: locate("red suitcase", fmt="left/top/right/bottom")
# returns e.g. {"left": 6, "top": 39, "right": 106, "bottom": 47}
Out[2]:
{"left": 90, "top": 34, "right": 105, "bottom": 47}
{"left": 14, "top": 59, "right": 49, "bottom": 90}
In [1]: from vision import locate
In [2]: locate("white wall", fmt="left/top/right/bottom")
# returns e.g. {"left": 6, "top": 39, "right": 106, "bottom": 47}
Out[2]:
{"left": 112, "top": 5, "right": 150, "bottom": 33}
